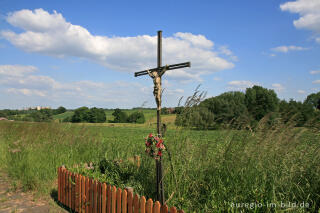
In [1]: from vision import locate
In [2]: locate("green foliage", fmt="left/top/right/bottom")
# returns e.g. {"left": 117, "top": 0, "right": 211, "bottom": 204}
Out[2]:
{"left": 245, "top": 85, "right": 279, "bottom": 121}
{"left": 201, "top": 91, "right": 250, "bottom": 128}
{"left": 304, "top": 92, "right": 320, "bottom": 109}
{"left": 71, "top": 107, "right": 106, "bottom": 123}
{"left": 28, "top": 109, "right": 53, "bottom": 122}
{"left": 53, "top": 106, "right": 67, "bottom": 115}
{"left": 279, "top": 99, "right": 315, "bottom": 127}
{"left": 71, "top": 107, "right": 90, "bottom": 123}
{"left": 175, "top": 106, "right": 215, "bottom": 129}
{"left": 1, "top": 122, "right": 319, "bottom": 212}
{"left": 88, "top": 107, "right": 106, "bottom": 123}
{"left": 127, "top": 111, "right": 145, "bottom": 123}
{"left": 112, "top": 108, "right": 128, "bottom": 123}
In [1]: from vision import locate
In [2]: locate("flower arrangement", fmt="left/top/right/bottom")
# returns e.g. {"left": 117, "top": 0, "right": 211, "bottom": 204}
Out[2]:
{"left": 145, "top": 133, "right": 165, "bottom": 160}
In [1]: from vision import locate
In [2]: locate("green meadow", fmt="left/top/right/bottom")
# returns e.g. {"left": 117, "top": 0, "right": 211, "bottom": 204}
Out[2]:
{"left": 0, "top": 119, "right": 319, "bottom": 212}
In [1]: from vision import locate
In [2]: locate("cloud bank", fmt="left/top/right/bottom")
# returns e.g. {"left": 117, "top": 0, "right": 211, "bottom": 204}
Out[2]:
{"left": 1, "top": 9, "right": 234, "bottom": 81}
{"left": 281, "top": 0, "right": 320, "bottom": 43}
{"left": 0, "top": 65, "right": 186, "bottom": 108}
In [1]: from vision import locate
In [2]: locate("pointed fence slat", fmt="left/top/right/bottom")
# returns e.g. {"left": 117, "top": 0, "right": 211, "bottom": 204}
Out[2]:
{"left": 116, "top": 188, "right": 122, "bottom": 213}
{"left": 65, "top": 170, "right": 67, "bottom": 206}
{"left": 98, "top": 182, "right": 102, "bottom": 213}
{"left": 112, "top": 186, "right": 117, "bottom": 213}
{"left": 127, "top": 191, "right": 133, "bottom": 213}
{"left": 85, "top": 177, "right": 89, "bottom": 213}
{"left": 75, "top": 174, "right": 79, "bottom": 212}
{"left": 146, "top": 199, "right": 153, "bottom": 213}
{"left": 90, "top": 178, "right": 94, "bottom": 213}
{"left": 66, "top": 171, "right": 69, "bottom": 208}
{"left": 170, "top": 207, "right": 177, "bottom": 213}
{"left": 63, "top": 168, "right": 66, "bottom": 205}
{"left": 107, "top": 185, "right": 112, "bottom": 213}
{"left": 81, "top": 176, "right": 88, "bottom": 212}
{"left": 57, "top": 167, "right": 183, "bottom": 213}
{"left": 68, "top": 172, "right": 72, "bottom": 208}
{"left": 94, "top": 180, "right": 98, "bottom": 213}
{"left": 102, "top": 183, "right": 107, "bottom": 213}
{"left": 133, "top": 194, "right": 139, "bottom": 213}
{"left": 121, "top": 189, "right": 127, "bottom": 213}
{"left": 161, "top": 204, "right": 168, "bottom": 213}
{"left": 58, "top": 167, "right": 61, "bottom": 202}
{"left": 140, "top": 196, "right": 146, "bottom": 213}
{"left": 72, "top": 173, "right": 75, "bottom": 210}
{"left": 154, "top": 201, "right": 161, "bottom": 213}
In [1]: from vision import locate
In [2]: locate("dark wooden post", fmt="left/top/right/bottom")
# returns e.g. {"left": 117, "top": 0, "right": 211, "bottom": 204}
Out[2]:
{"left": 133, "top": 30, "right": 191, "bottom": 206}
{"left": 156, "top": 30, "right": 165, "bottom": 205}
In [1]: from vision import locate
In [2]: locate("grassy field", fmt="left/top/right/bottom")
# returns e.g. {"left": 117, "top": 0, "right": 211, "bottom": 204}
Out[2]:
{"left": 0, "top": 120, "right": 319, "bottom": 212}
{"left": 52, "top": 109, "right": 157, "bottom": 123}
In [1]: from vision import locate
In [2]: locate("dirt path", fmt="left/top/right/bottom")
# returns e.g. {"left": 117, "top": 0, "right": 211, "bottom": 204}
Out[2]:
{"left": 0, "top": 171, "right": 67, "bottom": 213}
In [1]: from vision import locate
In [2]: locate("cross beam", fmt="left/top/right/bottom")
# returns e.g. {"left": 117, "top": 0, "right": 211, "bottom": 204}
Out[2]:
{"left": 134, "top": 62, "right": 191, "bottom": 77}
{"left": 133, "top": 30, "right": 191, "bottom": 205}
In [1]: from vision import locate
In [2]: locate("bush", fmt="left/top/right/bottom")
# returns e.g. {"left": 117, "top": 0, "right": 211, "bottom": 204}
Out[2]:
{"left": 127, "top": 111, "right": 145, "bottom": 124}
{"left": 71, "top": 107, "right": 106, "bottom": 123}
{"left": 112, "top": 109, "right": 128, "bottom": 123}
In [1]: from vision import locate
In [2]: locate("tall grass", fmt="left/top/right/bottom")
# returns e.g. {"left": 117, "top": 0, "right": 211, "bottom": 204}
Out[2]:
{"left": 0, "top": 120, "right": 319, "bottom": 212}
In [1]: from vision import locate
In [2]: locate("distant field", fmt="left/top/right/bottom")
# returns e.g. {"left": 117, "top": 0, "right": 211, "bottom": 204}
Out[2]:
{"left": 52, "top": 111, "right": 74, "bottom": 120}
{"left": 53, "top": 109, "right": 158, "bottom": 123}
{"left": 0, "top": 121, "right": 319, "bottom": 211}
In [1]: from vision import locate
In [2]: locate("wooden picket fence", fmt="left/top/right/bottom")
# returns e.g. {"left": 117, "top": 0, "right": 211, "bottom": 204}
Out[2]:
{"left": 58, "top": 166, "right": 184, "bottom": 213}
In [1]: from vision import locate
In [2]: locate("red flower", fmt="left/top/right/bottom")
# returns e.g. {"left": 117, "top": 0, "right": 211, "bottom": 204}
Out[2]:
{"left": 156, "top": 142, "right": 161, "bottom": 148}
{"left": 148, "top": 133, "right": 153, "bottom": 138}
{"left": 157, "top": 150, "right": 162, "bottom": 156}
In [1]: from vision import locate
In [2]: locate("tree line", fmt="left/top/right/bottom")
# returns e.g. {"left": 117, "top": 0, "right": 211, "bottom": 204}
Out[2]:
{"left": 63, "top": 107, "right": 145, "bottom": 124}
{"left": 0, "top": 106, "right": 67, "bottom": 122}
{"left": 175, "top": 85, "right": 320, "bottom": 129}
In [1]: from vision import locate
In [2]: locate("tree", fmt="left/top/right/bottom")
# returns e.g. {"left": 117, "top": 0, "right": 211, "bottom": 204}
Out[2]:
{"left": 304, "top": 92, "right": 320, "bottom": 109}
{"left": 200, "top": 91, "right": 250, "bottom": 128}
{"left": 88, "top": 107, "right": 106, "bottom": 123}
{"left": 175, "top": 106, "right": 215, "bottom": 129}
{"left": 127, "top": 111, "right": 145, "bottom": 123}
{"left": 279, "top": 99, "right": 315, "bottom": 126}
{"left": 71, "top": 107, "right": 90, "bottom": 123}
{"left": 245, "top": 86, "right": 279, "bottom": 121}
{"left": 29, "top": 109, "right": 53, "bottom": 122}
{"left": 54, "top": 106, "right": 67, "bottom": 115}
{"left": 112, "top": 108, "right": 128, "bottom": 123}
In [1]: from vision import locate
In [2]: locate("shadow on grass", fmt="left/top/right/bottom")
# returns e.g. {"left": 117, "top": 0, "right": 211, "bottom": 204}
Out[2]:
{"left": 50, "top": 189, "right": 73, "bottom": 212}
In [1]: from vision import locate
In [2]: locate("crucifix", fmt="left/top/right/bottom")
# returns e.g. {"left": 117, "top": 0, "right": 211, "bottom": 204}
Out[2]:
{"left": 134, "top": 30, "right": 191, "bottom": 204}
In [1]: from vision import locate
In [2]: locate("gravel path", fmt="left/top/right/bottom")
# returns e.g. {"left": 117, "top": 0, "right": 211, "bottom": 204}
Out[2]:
{"left": 0, "top": 170, "right": 67, "bottom": 213}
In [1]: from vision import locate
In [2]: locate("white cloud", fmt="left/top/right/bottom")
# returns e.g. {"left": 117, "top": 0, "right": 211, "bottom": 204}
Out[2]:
{"left": 213, "top": 77, "right": 221, "bottom": 81}
{"left": 218, "top": 46, "right": 238, "bottom": 61}
{"left": 297, "top": 89, "right": 306, "bottom": 94}
{"left": 1, "top": 9, "right": 235, "bottom": 82}
{"left": 272, "top": 83, "right": 285, "bottom": 92}
{"left": 310, "top": 70, "right": 320, "bottom": 74}
{"left": 0, "top": 65, "right": 37, "bottom": 77}
{"left": 7, "top": 88, "right": 46, "bottom": 97}
{"left": 312, "top": 80, "right": 320, "bottom": 84}
{"left": 281, "top": 0, "right": 320, "bottom": 43}
{"left": 271, "top": 45, "right": 308, "bottom": 53}
{"left": 227, "top": 80, "right": 258, "bottom": 90}
{"left": 0, "top": 64, "right": 186, "bottom": 108}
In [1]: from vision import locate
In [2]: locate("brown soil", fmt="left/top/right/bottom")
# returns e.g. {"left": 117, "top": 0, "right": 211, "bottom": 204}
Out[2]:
{"left": 0, "top": 170, "right": 67, "bottom": 213}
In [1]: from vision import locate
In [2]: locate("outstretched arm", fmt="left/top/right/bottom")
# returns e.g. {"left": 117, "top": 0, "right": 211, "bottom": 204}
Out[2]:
{"left": 147, "top": 69, "right": 154, "bottom": 78}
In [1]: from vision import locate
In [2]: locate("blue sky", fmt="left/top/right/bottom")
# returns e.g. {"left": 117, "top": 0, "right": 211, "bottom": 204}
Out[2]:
{"left": 0, "top": 0, "right": 319, "bottom": 109}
